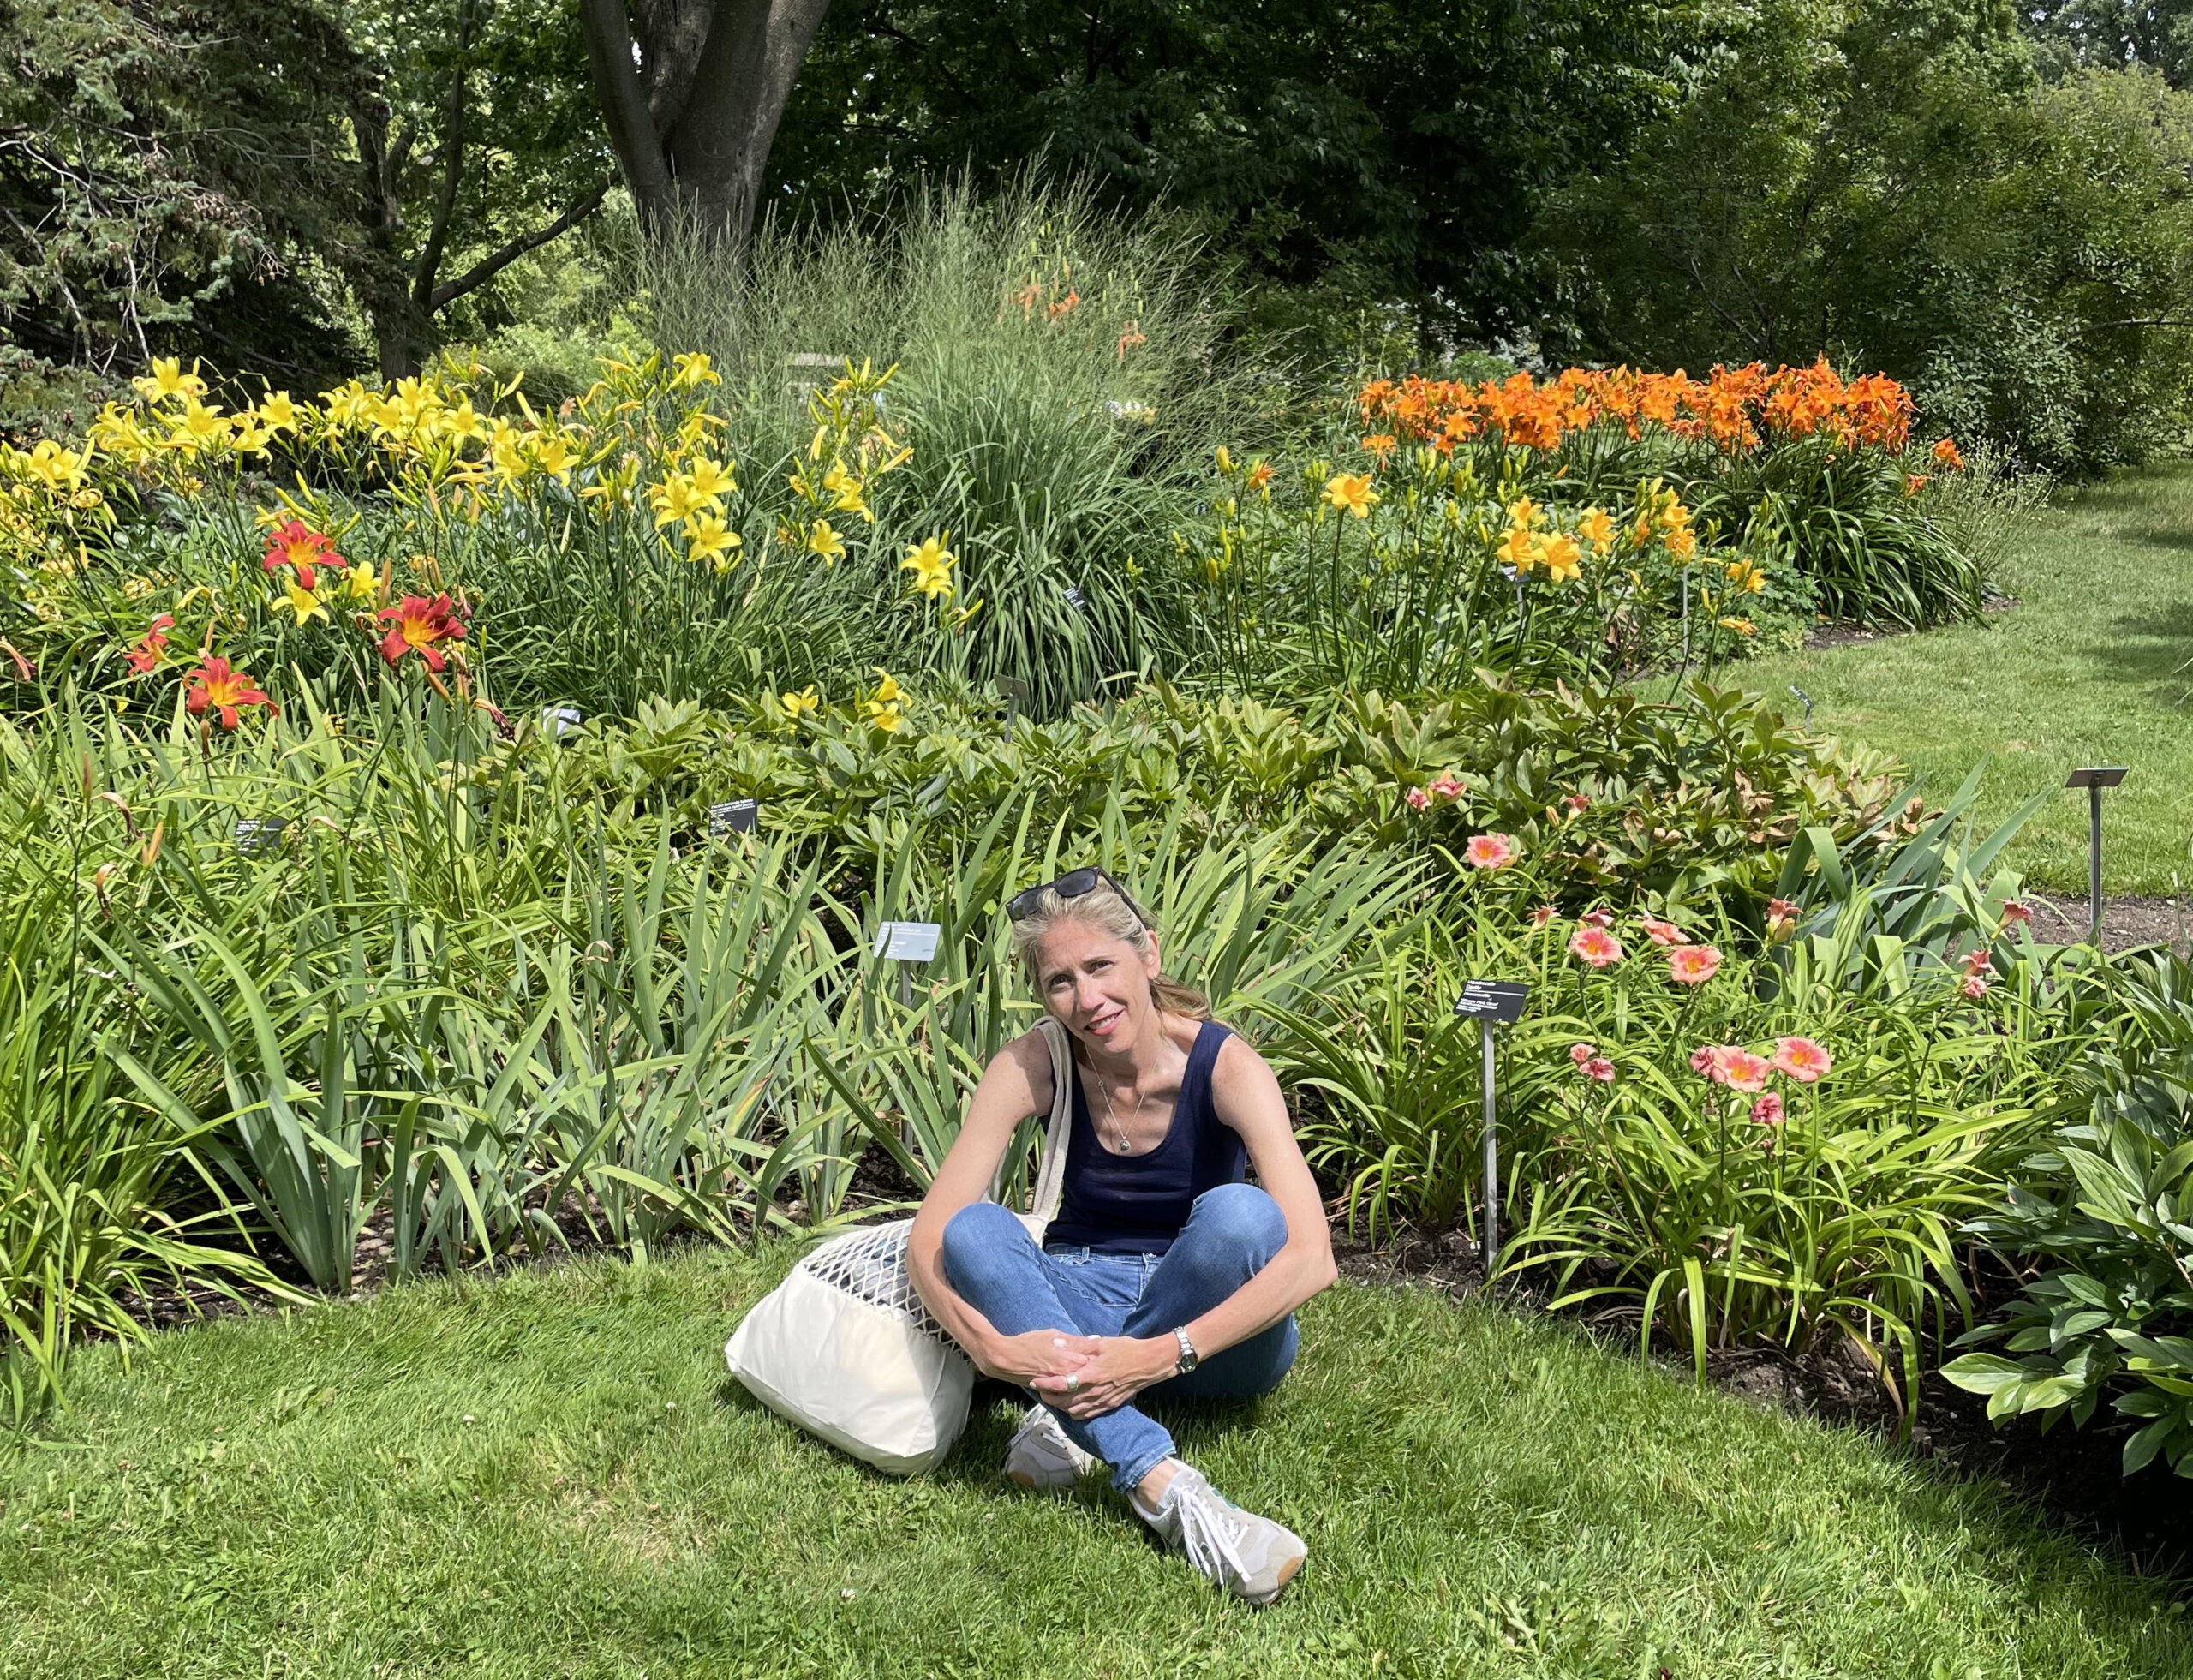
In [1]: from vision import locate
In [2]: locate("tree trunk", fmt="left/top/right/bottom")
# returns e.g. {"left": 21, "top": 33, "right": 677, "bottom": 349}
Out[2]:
{"left": 581, "top": 0, "right": 831, "bottom": 252}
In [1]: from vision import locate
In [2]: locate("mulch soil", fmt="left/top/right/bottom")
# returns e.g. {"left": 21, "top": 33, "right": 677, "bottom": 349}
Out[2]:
{"left": 2018, "top": 893, "right": 2184, "bottom": 956}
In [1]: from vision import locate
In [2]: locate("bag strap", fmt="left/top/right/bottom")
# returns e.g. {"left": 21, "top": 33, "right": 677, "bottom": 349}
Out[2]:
{"left": 1025, "top": 1017, "right": 1074, "bottom": 1226}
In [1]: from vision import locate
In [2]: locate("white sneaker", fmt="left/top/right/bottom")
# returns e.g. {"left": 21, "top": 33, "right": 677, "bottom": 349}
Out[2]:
{"left": 1003, "top": 1404, "right": 1097, "bottom": 1491}
{"left": 1134, "top": 1463, "right": 1307, "bottom": 1605}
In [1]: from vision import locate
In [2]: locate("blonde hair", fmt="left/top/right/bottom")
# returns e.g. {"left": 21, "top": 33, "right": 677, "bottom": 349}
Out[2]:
{"left": 1009, "top": 876, "right": 1213, "bottom": 1021}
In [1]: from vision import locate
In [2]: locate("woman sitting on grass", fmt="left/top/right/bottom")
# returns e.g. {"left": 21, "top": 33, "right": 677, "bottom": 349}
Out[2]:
{"left": 906, "top": 868, "right": 1336, "bottom": 1605}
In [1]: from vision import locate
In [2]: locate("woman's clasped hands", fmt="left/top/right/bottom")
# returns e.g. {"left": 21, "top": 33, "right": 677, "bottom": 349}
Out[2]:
{"left": 978, "top": 1328, "right": 1179, "bottom": 1420}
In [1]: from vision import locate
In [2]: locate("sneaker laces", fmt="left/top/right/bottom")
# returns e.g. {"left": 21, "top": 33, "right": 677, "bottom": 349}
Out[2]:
{"left": 1172, "top": 1483, "right": 1255, "bottom": 1585}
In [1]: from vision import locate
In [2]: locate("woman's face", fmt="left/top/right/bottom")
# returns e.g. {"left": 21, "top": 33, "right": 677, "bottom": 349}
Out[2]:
{"left": 1035, "top": 914, "right": 1163, "bottom": 1055}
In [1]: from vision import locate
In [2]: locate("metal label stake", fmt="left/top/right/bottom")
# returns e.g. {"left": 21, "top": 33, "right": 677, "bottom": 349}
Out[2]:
{"left": 874, "top": 920, "right": 941, "bottom": 1008}
{"left": 998, "top": 679, "right": 1030, "bottom": 735}
{"left": 2065, "top": 767, "right": 2128, "bottom": 945}
{"left": 875, "top": 920, "right": 942, "bottom": 1147}
{"left": 1454, "top": 978, "right": 1530, "bottom": 1262}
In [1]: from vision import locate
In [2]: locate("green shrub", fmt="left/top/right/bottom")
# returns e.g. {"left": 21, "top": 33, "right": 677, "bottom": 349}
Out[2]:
{"left": 1945, "top": 952, "right": 2193, "bottom": 1474}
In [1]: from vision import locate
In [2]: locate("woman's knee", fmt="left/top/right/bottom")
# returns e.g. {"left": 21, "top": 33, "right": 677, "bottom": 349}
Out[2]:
{"left": 939, "top": 1200, "right": 1029, "bottom": 1295}
{"left": 1186, "top": 1183, "right": 1288, "bottom": 1261}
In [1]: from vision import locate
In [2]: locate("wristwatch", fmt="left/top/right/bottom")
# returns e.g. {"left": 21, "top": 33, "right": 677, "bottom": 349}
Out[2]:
{"left": 1173, "top": 1327, "right": 1200, "bottom": 1374}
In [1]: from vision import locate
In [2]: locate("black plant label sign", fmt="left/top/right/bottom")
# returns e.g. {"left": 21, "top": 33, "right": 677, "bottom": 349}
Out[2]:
{"left": 709, "top": 798, "right": 758, "bottom": 836}
{"left": 234, "top": 816, "right": 290, "bottom": 855}
{"left": 1453, "top": 979, "right": 1529, "bottom": 1023}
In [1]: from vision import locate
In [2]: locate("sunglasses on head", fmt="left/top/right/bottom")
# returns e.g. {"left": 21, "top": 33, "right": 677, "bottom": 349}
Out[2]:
{"left": 1006, "top": 866, "right": 1150, "bottom": 928}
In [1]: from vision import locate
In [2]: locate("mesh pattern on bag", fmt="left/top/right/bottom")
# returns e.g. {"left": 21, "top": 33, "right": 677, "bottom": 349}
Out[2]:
{"left": 798, "top": 1224, "right": 949, "bottom": 1342}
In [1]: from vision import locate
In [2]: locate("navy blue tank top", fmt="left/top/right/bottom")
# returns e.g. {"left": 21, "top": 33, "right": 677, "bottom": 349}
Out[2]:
{"left": 1044, "top": 1019, "right": 1246, "bottom": 1256}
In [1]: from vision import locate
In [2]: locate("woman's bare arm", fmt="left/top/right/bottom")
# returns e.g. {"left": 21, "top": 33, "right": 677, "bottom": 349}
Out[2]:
{"left": 905, "top": 1030, "right": 1098, "bottom": 1386}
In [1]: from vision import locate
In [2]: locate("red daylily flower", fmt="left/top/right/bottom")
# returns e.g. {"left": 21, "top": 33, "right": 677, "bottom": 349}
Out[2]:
{"left": 124, "top": 614, "right": 174, "bottom": 675}
{"left": 264, "top": 519, "right": 341, "bottom": 593}
{"left": 377, "top": 593, "right": 467, "bottom": 673}
{"left": 1750, "top": 1093, "right": 1785, "bottom": 1126}
{"left": 184, "top": 657, "right": 276, "bottom": 729}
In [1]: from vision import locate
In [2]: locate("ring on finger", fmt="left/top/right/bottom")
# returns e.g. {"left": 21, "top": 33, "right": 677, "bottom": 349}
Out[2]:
{"left": 1066, "top": 1374, "right": 1079, "bottom": 1391}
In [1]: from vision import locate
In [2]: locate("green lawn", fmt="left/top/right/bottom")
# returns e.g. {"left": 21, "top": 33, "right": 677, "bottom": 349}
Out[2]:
{"left": 1733, "top": 463, "right": 2193, "bottom": 894}
{"left": 3, "top": 1246, "right": 2186, "bottom": 1678}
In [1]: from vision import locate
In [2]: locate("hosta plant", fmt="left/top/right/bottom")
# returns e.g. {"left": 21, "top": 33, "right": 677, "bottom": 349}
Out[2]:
{"left": 1945, "top": 953, "right": 2193, "bottom": 1475}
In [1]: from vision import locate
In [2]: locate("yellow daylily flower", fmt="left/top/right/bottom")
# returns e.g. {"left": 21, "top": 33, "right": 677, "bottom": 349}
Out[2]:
{"left": 685, "top": 510, "right": 741, "bottom": 567}
{"left": 807, "top": 520, "right": 846, "bottom": 563}
{"left": 528, "top": 434, "right": 576, "bottom": 481}
{"left": 671, "top": 350, "right": 720, "bottom": 388}
{"left": 900, "top": 535, "right": 956, "bottom": 600}
{"left": 322, "top": 381, "right": 373, "bottom": 427}
{"left": 780, "top": 686, "right": 819, "bottom": 720}
{"left": 685, "top": 456, "right": 735, "bottom": 502}
{"left": 21, "top": 439, "right": 88, "bottom": 493}
{"left": 343, "top": 559, "right": 379, "bottom": 600}
{"left": 1579, "top": 506, "right": 1615, "bottom": 548}
{"left": 133, "top": 356, "right": 206, "bottom": 404}
{"left": 1724, "top": 559, "right": 1767, "bottom": 593}
{"left": 1539, "top": 533, "right": 1583, "bottom": 583}
{"left": 172, "top": 399, "right": 227, "bottom": 451}
{"left": 259, "top": 391, "right": 301, "bottom": 431}
{"left": 822, "top": 459, "right": 870, "bottom": 521}
{"left": 649, "top": 471, "right": 714, "bottom": 529}
{"left": 277, "top": 580, "right": 328, "bottom": 625}
{"left": 1322, "top": 472, "right": 1378, "bottom": 518}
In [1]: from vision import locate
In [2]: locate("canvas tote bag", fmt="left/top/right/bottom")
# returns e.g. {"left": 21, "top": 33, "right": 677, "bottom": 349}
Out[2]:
{"left": 723, "top": 1017, "right": 1076, "bottom": 1475}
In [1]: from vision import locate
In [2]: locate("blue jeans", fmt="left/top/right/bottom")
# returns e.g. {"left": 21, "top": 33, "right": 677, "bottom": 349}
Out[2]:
{"left": 940, "top": 1182, "right": 1299, "bottom": 1492}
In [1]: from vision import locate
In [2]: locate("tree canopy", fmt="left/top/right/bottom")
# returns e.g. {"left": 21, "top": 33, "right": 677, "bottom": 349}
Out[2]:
{"left": 769, "top": 0, "right": 1684, "bottom": 345}
{"left": 5, "top": 0, "right": 2193, "bottom": 471}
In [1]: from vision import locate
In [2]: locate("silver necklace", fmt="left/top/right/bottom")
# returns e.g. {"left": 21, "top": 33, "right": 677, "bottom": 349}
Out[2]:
{"left": 1098, "top": 1071, "right": 1152, "bottom": 1154}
